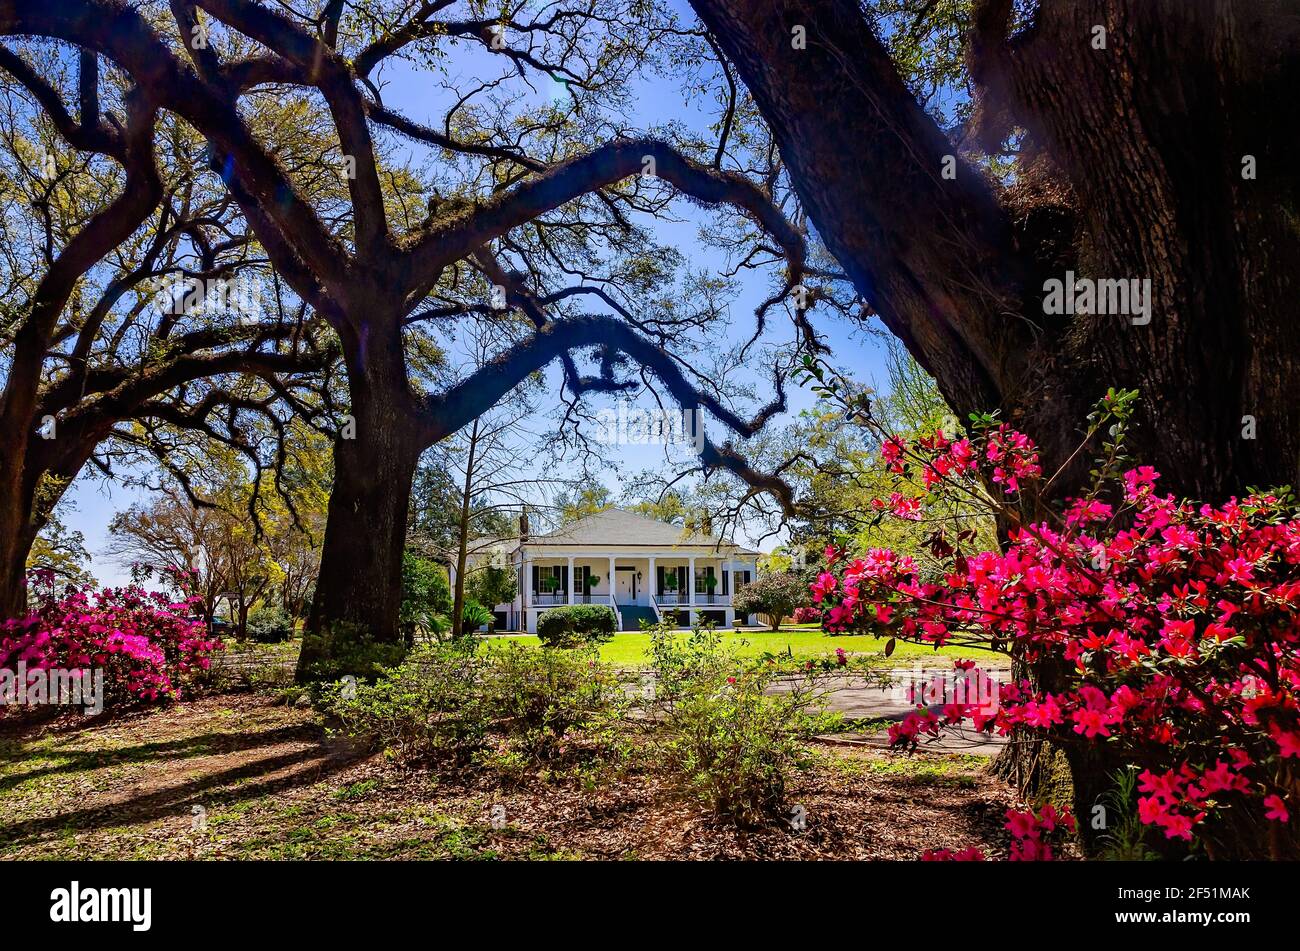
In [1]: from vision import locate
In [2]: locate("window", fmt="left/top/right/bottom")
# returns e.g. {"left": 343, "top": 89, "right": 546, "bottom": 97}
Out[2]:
{"left": 656, "top": 565, "right": 687, "bottom": 598}
{"left": 531, "top": 564, "right": 566, "bottom": 595}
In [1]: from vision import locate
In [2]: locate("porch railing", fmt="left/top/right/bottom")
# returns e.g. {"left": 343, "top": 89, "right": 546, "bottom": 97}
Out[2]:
{"left": 654, "top": 592, "right": 731, "bottom": 606}
{"left": 529, "top": 591, "right": 613, "bottom": 607}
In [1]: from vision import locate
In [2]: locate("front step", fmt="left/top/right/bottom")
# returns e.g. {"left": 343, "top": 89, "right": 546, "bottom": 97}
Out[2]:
{"left": 617, "top": 605, "right": 659, "bottom": 631}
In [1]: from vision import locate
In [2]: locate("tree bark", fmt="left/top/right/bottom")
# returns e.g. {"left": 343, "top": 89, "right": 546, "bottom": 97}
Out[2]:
{"left": 297, "top": 326, "right": 427, "bottom": 681}
{"left": 0, "top": 467, "right": 37, "bottom": 619}
{"left": 0, "top": 434, "right": 92, "bottom": 618}
{"left": 691, "top": 0, "right": 1300, "bottom": 500}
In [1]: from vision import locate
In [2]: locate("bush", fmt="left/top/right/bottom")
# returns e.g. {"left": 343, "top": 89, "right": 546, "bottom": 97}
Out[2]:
{"left": 467, "top": 565, "right": 516, "bottom": 612}
{"left": 297, "top": 622, "right": 410, "bottom": 684}
{"left": 246, "top": 606, "right": 295, "bottom": 643}
{"left": 0, "top": 574, "right": 222, "bottom": 714}
{"left": 400, "top": 552, "right": 452, "bottom": 640}
{"left": 644, "top": 623, "right": 833, "bottom": 827}
{"left": 327, "top": 641, "right": 630, "bottom": 773}
{"left": 732, "top": 574, "right": 807, "bottom": 631}
{"left": 326, "top": 640, "right": 489, "bottom": 764}
{"left": 813, "top": 387, "right": 1300, "bottom": 858}
{"left": 535, "top": 604, "right": 617, "bottom": 648}
{"left": 482, "top": 643, "right": 627, "bottom": 761}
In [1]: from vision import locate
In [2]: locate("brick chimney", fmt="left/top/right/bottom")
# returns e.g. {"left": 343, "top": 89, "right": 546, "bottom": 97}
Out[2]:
{"left": 519, "top": 509, "right": 530, "bottom": 540}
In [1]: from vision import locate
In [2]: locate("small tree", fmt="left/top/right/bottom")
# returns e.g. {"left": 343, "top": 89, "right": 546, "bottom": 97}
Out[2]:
{"left": 467, "top": 566, "right": 517, "bottom": 615}
{"left": 400, "top": 553, "right": 452, "bottom": 642}
{"left": 732, "top": 574, "right": 806, "bottom": 632}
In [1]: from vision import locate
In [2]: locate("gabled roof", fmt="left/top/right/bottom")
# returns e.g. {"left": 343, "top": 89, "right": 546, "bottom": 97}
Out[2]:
{"left": 523, "top": 508, "right": 759, "bottom": 555}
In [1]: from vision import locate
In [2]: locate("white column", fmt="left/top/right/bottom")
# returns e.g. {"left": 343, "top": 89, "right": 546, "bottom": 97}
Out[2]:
{"left": 688, "top": 556, "right": 696, "bottom": 605}
{"left": 567, "top": 556, "right": 575, "bottom": 605}
{"left": 648, "top": 556, "right": 656, "bottom": 603}
{"left": 608, "top": 555, "right": 616, "bottom": 603}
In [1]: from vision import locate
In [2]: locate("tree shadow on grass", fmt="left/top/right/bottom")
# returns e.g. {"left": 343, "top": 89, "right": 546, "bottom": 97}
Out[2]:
{"left": 0, "top": 723, "right": 324, "bottom": 794}
{"left": 0, "top": 726, "right": 369, "bottom": 850}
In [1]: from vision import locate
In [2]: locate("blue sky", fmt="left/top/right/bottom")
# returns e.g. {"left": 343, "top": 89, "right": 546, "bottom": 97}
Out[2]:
{"left": 61, "top": 3, "right": 895, "bottom": 583}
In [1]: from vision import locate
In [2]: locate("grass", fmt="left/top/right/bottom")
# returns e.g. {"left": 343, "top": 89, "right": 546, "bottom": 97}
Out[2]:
{"left": 492, "top": 625, "right": 992, "bottom": 667}
{"left": 223, "top": 625, "right": 993, "bottom": 672}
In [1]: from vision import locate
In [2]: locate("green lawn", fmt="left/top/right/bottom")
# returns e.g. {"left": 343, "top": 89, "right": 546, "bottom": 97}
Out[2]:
{"left": 497, "top": 625, "right": 992, "bottom": 667}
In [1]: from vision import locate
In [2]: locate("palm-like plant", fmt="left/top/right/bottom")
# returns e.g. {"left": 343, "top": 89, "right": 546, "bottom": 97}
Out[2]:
{"left": 461, "top": 600, "right": 493, "bottom": 633}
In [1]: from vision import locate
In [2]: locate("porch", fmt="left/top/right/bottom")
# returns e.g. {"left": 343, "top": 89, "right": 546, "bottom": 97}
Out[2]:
{"left": 518, "top": 553, "right": 757, "bottom": 632}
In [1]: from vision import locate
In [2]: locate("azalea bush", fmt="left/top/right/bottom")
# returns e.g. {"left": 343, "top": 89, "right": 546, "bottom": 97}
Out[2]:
{"left": 801, "top": 358, "right": 1300, "bottom": 859}
{"left": 923, "top": 804, "right": 1077, "bottom": 862}
{"left": 328, "top": 641, "right": 630, "bottom": 774}
{"left": 644, "top": 623, "right": 837, "bottom": 827}
{"left": 1, "top": 569, "right": 222, "bottom": 714}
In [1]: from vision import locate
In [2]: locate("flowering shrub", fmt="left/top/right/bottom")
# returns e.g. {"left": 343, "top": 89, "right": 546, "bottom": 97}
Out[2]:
{"left": 921, "top": 847, "right": 986, "bottom": 861}
{"left": 808, "top": 380, "right": 1300, "bottom": 858}
{"left": 792, "top": 606, "right": 822, "bottom": 624}
{"left": 1, "top": 570, "right": 222, "bottom": 714}
{"left": 924, "top": 805, "right": 1076, "bottom": 861}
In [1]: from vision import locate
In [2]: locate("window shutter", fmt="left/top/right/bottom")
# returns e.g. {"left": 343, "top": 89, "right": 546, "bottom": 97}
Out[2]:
{"left": 532, "top": 564, "right": 540, "bottom": 594}
{"left": 656, "top": 565, "right": 664, "bottom": 595}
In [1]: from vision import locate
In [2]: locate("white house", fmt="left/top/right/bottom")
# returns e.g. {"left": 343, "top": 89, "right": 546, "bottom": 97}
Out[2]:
{"left": 450, "top": 508, "right": 761, "bottom": 633}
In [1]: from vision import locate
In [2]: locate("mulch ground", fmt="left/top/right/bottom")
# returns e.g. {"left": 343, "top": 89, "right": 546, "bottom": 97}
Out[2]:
{"left": 0, "top": 693, "right": 1022, "bottom": 860}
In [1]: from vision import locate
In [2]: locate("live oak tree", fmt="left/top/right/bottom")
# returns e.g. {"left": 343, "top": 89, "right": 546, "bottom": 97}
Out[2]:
{"left": 0, "top": 1, "right": 818, "bottom": 678}
{"left": 0, "top": 44, "right": 331, "bottom": 617}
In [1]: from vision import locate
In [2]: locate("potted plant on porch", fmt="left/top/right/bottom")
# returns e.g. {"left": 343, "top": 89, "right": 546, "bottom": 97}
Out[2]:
{"left": 583, "top": 574, "right": 600, "bottom": 603}
{"left": 662, "top": 572, "right": 678, "bottom": 603}
{"left": 540, "top": 574, "right": 561, "bottom": 603}
{"left": 702, "top": 572, "right": 718, "bottom": 604}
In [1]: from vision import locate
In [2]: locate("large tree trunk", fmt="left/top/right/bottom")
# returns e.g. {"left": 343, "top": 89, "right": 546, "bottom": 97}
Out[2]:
{"left": 0, "top": 338, "right": 45, "bottom": 619}
{"left": 0, "top": 460, "right": 36, "bottom": 619}
{"left": 0, "top": 434, "right": 87, "bottom": 618}
{"left": 297, "top": 339, "right": 427, "bottom": 682}
{"left": 691, "top": 0, "right": 1300, "bottom": 500}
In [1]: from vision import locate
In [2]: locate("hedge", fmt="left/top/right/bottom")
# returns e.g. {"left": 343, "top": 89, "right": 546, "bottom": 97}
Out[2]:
{"left": 535, "top": 604, "right": 617, "bottom": 647}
